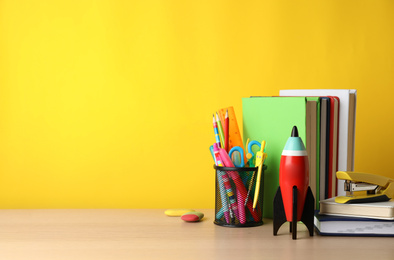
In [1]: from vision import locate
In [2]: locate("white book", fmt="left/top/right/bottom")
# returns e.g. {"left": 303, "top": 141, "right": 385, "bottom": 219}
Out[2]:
{"left": 314, "top": 211, "right": 394, "bottom": 236}
{"left": 279, "top": 89, "right": 357, "bottom": 196}
{"left": 319, "top": 198, "right": 394, "bottom": 220}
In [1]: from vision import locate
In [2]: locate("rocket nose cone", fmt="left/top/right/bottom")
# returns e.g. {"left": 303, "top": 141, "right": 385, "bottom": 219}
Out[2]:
{"left": 291, "top": 126, "right": 299, "bottom": 137}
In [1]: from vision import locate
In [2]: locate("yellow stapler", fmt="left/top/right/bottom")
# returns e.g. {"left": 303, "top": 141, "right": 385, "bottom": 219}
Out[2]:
{"left": 335, "top": 171, "right": 394, "bottom": 204}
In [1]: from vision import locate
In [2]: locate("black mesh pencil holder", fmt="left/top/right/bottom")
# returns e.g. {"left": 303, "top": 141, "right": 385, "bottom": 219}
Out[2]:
{"left": 214, "top": 165, "right": 267, "bottom": 227}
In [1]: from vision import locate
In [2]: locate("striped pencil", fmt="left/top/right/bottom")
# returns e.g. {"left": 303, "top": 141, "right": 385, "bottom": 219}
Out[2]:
{"left": 213, "top": 114, "right": 222, "bottom": 147}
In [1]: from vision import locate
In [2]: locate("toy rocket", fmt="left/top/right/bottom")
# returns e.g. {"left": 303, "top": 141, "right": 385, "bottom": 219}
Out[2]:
{"left": 273, "top": 126, "right": 314, "bottom": 240}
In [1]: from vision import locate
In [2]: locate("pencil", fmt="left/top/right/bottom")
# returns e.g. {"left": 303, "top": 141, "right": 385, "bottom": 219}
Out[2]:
{"left": 212, "top": 114, "right": 221, "bottom": 147}
{"left": 216, "top": 112, "right": 225, "bottom": 149}
{"left": 224, "top": 109, "right": 229, "bottom": 152}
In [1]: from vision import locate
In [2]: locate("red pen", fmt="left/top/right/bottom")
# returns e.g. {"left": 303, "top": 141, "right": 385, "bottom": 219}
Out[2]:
{"left": 224, "top": 109, "right": 229, "bottom": 152}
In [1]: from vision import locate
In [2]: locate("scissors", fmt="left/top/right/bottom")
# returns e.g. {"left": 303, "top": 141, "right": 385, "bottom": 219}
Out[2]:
{"left": 245, "top": 139, "right": 261, "bottom": 167}
{"left": 228, "top": 146, "right": 245, "bottom": 167}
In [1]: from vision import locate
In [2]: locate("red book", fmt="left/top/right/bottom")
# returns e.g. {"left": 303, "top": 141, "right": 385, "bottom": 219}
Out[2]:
{"left": 327, "top": 96, "right": 339, "bottom": 198}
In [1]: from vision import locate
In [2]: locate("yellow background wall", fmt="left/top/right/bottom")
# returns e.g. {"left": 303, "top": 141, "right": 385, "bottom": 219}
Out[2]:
{"left": 0, "top": 1, "right": 393, "bottom": 209}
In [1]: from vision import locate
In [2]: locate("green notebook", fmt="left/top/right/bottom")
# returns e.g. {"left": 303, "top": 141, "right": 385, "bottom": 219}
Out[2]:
{"left": 243, "top": 97, "right": 309, "bottom": 218}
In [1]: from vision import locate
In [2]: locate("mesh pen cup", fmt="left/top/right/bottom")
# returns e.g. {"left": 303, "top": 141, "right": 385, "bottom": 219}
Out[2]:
{"left": 214, "top": 165, "right": 266, "bottom": 227}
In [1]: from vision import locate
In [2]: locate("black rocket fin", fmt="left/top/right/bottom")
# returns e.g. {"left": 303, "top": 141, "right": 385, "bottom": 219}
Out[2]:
{"left": 273, "top": 186, "right": 287, "bottom": 236}
{"left": 301, "top": 186, "right": 315, "bottom": 236}
{"left": 292, "top": 186, "right": 298, "bottom": 240}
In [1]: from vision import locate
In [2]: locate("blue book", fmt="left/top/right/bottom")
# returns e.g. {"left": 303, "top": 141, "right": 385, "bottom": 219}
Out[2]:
{"left": 314, "top": 211, "right": 394, "bottom": 237}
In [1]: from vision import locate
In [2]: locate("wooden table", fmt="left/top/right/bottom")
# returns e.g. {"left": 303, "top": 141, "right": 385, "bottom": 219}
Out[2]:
{"left": 0, "top": 209, "right": 392, "bottom": 260}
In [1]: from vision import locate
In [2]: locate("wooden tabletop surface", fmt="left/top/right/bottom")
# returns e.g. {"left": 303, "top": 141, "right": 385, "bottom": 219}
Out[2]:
{"left": 0, "top": 209, "right": 392, "bottom": 260}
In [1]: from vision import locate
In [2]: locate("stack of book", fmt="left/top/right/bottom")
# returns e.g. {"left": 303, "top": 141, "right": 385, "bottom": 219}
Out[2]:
{"left": 242, "top": 89, "right": 356, "bottom": 217}
{"left": 279, "top": 89, "right": 357, "bottom": 202}
{"left": 315, "top": 198, "right": 394, "bottom": 236}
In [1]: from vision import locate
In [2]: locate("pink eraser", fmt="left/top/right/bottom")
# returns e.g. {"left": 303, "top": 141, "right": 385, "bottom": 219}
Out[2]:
{"left": 181, "top": 212, "right": 204, "bottom": 222}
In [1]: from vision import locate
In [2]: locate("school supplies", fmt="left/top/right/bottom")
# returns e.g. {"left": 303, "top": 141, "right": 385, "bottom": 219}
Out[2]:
{"left": 244, "top": 171, "right": 257, "bottom": 207}
{"left": 217, "top": 107, "right": 246, "bottom": 162}
{"left": 314, "top": 211, "right": 394, "bottom": 237}
{"left": 319, "top": 197, "right": 394, "bottom": 220}
{"left": 319, "top": 97, "right": 330, "bottom": 200}
{"left": 211, "top": 107, "right": 264, "bottom": 226}
{"left": 213, "top": 143, "right": 233, "bottom": 223}
{"left": 219, "top": 148, "right": 247, "bottom": 224}
{"left": 243, "top": 97, "right": 307, "bottom": 218}
{"left": 216, "top": 113, "right": 225, "bottom": 148}
{"left": 181, "top": 211, "right": 204, "bottom": 222}
{"left": 219, "top": 149, "right": 260, "bottom": 222}
{"left": 211, "top": 144, "right": 232, "bottom": 222}
{"left": 214, "top": 165, "right": 263, "bottom": 227}
{"left": 165, "top": 209, "right": 196, "bottom": 217}
{"left": 246, "top": 139, "right": 261, "bottom": 167}
{"left": 228, "top": 146, "right": 245, "bottom": 167}
{"left": 213, "top": 143, "right": 224, "bottom": 166}
{"left": 327, "top": 96, "right": 339, "bottom": 198}
{"left": 335, "top": 171, "right": 394, "bottom": 204}
{"left": 209, "top": 145, "right": 215, "bottom": 164}
{"left": 280, "top": 89, "right": 357, "bottom": 197}
{"left": 212, "top": 115, "right": 222, "bottom": 148}
{"left": 305, "top": 97, "right": 321, "bottom": 208}
{"left": 253, "top": 140, "right": 267, "bottom": 210}
{"left": 224, "top": 109, "right": 229, "bottom": 152}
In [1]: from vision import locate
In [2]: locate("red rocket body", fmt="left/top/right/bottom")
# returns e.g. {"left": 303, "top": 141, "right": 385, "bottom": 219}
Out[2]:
{"left": 279, "top": 154, "right": 309, "bottom": 221}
